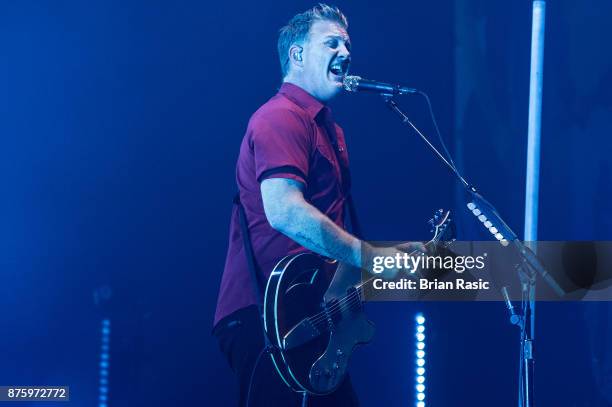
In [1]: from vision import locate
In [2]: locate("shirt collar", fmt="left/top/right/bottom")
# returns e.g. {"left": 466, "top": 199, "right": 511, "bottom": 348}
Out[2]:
{"left": 278, "top": 82, "right": 326, "bottom": 120}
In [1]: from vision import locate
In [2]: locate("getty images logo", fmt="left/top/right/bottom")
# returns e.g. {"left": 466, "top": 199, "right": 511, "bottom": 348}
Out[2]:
{"left": 372, "top": 252, "right": 486, "bottom": 274}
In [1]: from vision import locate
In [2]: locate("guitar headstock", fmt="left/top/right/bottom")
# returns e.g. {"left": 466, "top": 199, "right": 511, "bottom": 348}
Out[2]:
{"left": 428, "top": 209, "right": 455, "bottom": 244}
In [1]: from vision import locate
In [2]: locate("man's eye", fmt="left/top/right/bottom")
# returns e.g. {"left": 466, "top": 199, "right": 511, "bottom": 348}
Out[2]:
{"left": 326, "top": 40, "right": 338, "bottom": 49}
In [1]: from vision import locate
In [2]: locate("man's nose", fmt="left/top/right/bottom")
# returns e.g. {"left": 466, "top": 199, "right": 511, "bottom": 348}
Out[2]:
{"left": 338, "top": 43, "right": 350, "bottom": 58}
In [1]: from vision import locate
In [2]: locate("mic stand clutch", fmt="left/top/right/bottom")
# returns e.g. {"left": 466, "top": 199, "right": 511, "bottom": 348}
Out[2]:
{"left": 380, "top": 94, "right": 563, "bottom": 407}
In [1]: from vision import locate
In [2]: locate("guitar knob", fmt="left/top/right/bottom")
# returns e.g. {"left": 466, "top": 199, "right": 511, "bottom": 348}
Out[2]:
{"left": 336, "top": 349, "right": 343, "bottom": 356}
{"left": 333, "top": 362, "right": 339, "bottom": 370}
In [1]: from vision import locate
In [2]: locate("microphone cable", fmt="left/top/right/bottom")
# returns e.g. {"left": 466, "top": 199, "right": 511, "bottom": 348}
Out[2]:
{"left": 415, "top": 90, "right": 460, "bottom": 176}
{"left": 245, "top": 345, "right": 271, "bottom": 407}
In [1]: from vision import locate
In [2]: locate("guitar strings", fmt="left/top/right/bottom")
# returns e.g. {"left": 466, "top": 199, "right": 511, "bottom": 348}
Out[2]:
{"left": 303, "top": 235, "right": 446, "bottom": 327}
{"left": 306, "top": 277, "right": 370, "bottom": 326}
{"left": 307, "top": 262, "right": 425, "bottom": 326}
{"left": 306, "top": 259, "right": 422, "bottom": 326}
{"left": 307, "top": 265, "right": 434, "bottom": 329}
{"left": 306, "top": 273, "right": 389, "bottom": 328}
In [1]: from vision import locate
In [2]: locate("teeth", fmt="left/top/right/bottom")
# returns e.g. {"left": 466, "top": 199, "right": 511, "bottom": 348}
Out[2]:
{"left": 329, "top": 61, "right": 343, "bottom": 75}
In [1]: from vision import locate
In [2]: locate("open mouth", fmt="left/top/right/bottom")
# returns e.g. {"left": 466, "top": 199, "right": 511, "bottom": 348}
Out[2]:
{"left": 328, "top": 59, "right": 350, "bottom": 81}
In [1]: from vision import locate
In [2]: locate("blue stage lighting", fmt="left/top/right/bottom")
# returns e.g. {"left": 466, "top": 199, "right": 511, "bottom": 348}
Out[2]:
{"left": 415, "top": 312, "right": 426, "bottom": 407}
{"left": 98, "top": 318, "right": 111, "bottom": 407}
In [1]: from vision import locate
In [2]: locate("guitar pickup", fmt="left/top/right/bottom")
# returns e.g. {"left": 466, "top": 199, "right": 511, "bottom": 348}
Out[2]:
{"left": 282, "top": 319, "right": 321, "bottom": 350}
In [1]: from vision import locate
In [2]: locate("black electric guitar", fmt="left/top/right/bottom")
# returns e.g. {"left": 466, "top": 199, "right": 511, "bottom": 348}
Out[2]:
{"left": 263, "top": 209, "right": 453, "bottom": 395}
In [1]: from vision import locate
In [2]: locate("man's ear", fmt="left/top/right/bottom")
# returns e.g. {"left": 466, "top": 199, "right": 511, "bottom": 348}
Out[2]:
{"left": 289, "top": 45, "right": 303, "bottom": 66}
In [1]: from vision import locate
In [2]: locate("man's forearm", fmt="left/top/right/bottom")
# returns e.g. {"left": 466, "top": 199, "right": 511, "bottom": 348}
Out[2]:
{"left": 276, "top": 199, "right": 364, "bottom": 268}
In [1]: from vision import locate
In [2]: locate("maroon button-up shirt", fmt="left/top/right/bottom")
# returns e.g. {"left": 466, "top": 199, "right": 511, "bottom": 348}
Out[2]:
{"left": 214, "top": 83, "right": 351, "bottom": 326}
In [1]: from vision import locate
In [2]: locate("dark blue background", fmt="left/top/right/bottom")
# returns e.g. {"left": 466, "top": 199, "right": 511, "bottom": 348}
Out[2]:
{"left": 1, "top": 1, "right": 610, "bottom": 405}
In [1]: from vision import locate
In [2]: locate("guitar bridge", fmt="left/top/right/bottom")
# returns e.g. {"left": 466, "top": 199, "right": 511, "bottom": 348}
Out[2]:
{"left": 324, "top": 299, "right": 341, "bottom": 331}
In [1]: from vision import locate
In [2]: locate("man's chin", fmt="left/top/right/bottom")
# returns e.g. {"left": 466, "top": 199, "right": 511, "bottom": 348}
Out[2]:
{"left": 325, "top": 81, "right": 344, "bottom": 98}
{"left": 310, "top": 81, "right": 343, "bottom": 102}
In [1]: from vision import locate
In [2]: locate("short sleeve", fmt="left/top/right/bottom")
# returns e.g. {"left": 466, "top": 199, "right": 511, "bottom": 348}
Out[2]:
{"left": 249, "top": 109, "right": 312, "bottom": 186}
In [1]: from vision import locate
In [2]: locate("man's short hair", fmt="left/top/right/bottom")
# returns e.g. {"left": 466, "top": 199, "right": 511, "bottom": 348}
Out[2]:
{"left": 277, "top": 3, "right": 348, "bottom": 78}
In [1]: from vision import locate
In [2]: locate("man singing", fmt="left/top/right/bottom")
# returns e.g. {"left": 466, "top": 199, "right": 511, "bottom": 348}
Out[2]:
{"left": 213, "top": 4, "right": 416, "bottom": 406}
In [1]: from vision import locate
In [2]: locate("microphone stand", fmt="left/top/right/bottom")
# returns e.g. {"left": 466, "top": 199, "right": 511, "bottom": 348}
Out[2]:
{"left": 380, "top": 94, "right": 562, "bottom": 407}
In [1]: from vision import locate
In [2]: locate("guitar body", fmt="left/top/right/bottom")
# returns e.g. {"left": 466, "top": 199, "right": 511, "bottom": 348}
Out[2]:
{"left": 264, "top": 253, "right": 375, "bottom": 395}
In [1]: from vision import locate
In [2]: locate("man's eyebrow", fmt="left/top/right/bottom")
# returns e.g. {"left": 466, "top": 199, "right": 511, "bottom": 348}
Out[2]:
{"left": 323, "top": 35, "right": 351, "bottom": 48}
{"left": 323, "top": 34, "right": 350, "bottom": 42}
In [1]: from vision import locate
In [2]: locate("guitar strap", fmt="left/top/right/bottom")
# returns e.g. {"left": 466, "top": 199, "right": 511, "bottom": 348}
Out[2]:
{"left": 345, "top": 194, "right": 362, "bottom": 239}
{"left": 233, "top": 194, "right": 265, "bottom": 306}
{"left": 233, "top": 194, "right": 273, "bottom": 353}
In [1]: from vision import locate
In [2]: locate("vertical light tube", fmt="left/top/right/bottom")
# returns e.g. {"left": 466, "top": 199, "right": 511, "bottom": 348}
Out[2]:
{"left": 415, "top": 313, "right": 426, "bottom": 407}
{"left": 98, "top": 318, "right": 111, "bottom": 407}
{"left": 524, "top": 0, "right": 546, "bottom": 243}
{"left": 522, "top": 3, "right": 546, "bottom": 406}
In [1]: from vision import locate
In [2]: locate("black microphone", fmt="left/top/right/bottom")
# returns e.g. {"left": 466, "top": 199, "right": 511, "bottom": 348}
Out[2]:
{"left": 343, "top": 75, "right": 418, "bottom": 95}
